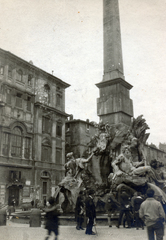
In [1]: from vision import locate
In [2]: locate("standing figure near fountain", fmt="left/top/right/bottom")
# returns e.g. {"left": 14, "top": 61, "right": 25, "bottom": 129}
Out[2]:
{"left": 116, "top": 190, "right": 132, "bottom": 228}
{"left": 75, "top": 190, "right": 85, "bottom": 230}
{"left": 105, "top": 189, "right": 120, "bottom": 227}
{"left": 85, "top": 189, "right": 96, "bottom": 235}
{"left": 133, "top": 192, "right": 144, "bottom": 230}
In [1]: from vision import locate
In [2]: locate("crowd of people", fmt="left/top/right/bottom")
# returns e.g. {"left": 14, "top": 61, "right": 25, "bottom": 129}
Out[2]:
{"left": 75, "top": 189, "right": 96, "bottom": 235}
{"left": 43, "top": 187, "right": 165, "bottom": 240}
{"left": 105, "top": 188, "right": 165, "bottom": 240}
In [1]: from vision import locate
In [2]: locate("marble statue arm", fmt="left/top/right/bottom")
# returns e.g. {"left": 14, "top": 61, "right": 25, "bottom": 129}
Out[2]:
{"left": 133, "top": 161, "right": 144, "bottom": 168}
{"left": 111, "top": 159, "right": 124, "bottom": 179}
{"left": 81, "top": 152, "right": 94, "bottom": 163}
{"left": 138, "top": 144, "right": 147, "bottom": 165}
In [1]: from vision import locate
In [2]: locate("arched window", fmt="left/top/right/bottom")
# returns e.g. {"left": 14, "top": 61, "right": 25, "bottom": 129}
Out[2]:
{"left": 11, "top": 127, "right": 22, "bottom": 157}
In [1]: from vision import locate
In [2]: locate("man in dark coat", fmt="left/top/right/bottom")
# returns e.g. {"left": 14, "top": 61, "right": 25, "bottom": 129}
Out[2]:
{"left": 117, "top": 191, "right": 132, "bottom": 228}
{"left": 133, "top": 192, "right": 144, "bottom": 230}
{"left": 105, "top": 190, "right": 120, "bottom": 227}
{"left": 85, "top": 189, "right": 96, "bottom": 235}
{"left": 44, "top": 197, "right": 62, "bottom": 240}
{"left": 75, "top": 190, "right": 85, "bottom": 230}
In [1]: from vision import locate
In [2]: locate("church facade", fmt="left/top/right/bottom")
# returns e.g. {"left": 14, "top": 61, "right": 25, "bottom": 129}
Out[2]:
{"left": 0, "top": 48, "right": 70, "bottom": 206}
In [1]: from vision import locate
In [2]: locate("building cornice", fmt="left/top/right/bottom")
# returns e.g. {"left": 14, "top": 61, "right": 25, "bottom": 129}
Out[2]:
{"left": 0, "top": 48, "right": 70, "bottom": 89}
{"left": 2, "top": 82, "right": 35, "bottom": 96}
{"left": 96, "top": 78, "right": 133, "bottom": 90}
{"left": 98, "top": 111, "right": 133, "bottom": 117}
{"left": 34, "top": 102, "right": 70, "bottom": 117}
{"left": 0, "top": 162, "right": 32, "bottom": 169}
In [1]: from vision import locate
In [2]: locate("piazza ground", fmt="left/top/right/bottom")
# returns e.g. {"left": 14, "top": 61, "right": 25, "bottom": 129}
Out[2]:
{"left": 1, "top": 220, "right": 166, "bottom": 240}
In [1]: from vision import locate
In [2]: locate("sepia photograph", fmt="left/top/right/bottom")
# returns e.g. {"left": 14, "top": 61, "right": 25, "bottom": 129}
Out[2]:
{"left": 0, "top": 0, "right": 166, "bottom": 239}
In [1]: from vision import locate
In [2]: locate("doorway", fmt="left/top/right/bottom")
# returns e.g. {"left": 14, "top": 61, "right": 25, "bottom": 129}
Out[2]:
{"left": 41, "top": 171, "right": 50, "bottom": 205}
{"left": 8, "top": 186, "right": 19, "bottom": 206}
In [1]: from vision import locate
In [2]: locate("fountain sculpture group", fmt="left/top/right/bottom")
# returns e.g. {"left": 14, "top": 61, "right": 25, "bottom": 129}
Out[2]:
{"left": 54, "top": 115, "right": 166, "bottom": 212}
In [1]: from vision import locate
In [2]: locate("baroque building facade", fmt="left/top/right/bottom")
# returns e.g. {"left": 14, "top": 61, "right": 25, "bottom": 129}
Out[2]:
{"left": 0, "top": 48, "right": 70, "bottom": 206}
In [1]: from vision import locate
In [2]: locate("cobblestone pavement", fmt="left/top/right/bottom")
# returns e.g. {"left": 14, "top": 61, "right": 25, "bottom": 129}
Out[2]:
{"left": 0, "top": 220, "right": 166, "bottom": 240}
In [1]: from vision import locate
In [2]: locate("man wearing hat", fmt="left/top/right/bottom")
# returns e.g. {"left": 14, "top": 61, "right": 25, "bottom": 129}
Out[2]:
{"left": 85, "top": 189, "right": 96, "bottom": 235}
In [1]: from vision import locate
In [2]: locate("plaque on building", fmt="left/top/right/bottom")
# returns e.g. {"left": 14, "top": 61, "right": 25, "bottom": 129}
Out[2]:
{"left": 23, "top": 186, "right": 30, "bottom": 197}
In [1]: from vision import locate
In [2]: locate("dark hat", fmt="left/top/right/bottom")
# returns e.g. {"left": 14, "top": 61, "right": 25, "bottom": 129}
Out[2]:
{"left": 79, "top": 190, "right": 84, "bottom": 195}
{"left": 88, "top": 189, "right": 95, "bottom": 195}
{"left": 146, "top": 189, "right": 154, "bottom": 198}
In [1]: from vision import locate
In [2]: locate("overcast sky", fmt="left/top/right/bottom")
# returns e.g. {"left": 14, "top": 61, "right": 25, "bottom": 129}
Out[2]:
{"left": 0, "top": 0, "right": 166, "bottom": 146}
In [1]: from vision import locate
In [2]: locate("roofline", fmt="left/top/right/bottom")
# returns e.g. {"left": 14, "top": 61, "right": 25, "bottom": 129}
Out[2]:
{"left": 0, "top": 48, "right": 70, "bottom": 89}
{"left": 145, "top": 144, "right": 166, "bottom": 154}
{"left": 66, "top": 119, "right": 96, "bottom": 126}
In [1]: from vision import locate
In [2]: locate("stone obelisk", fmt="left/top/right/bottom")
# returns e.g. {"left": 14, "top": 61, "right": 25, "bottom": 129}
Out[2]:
{"left": 96, "top": 0, "right": 133, "bottom": 126}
